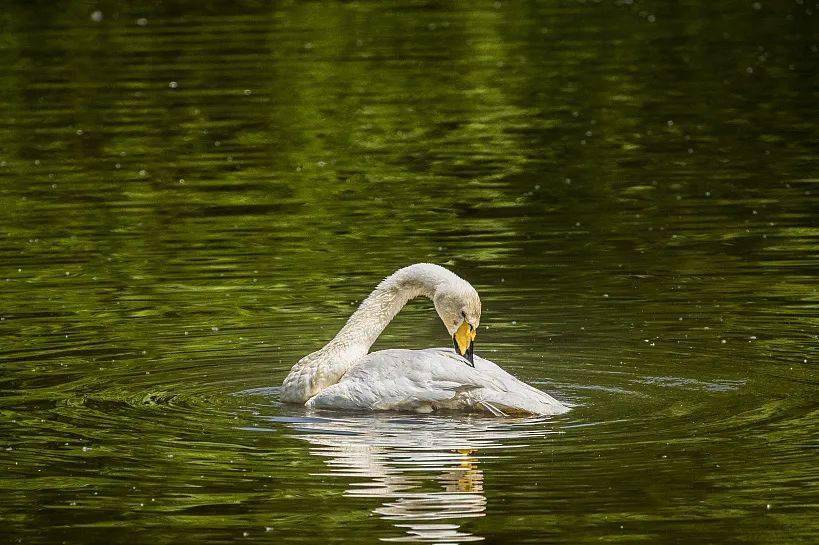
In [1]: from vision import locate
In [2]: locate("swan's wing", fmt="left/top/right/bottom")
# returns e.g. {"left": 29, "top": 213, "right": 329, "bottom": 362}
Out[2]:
{"left": 305, "top": 349, "right": 483, "bottom": 412}
{"left": 468, "top": 352, "right": 571, "bottom": 415}
{"left": 305, "top": 348, "right": 569, "bottom": 416}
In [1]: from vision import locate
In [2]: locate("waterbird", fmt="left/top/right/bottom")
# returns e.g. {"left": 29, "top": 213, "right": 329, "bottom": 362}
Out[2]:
{"left": 280, "top": 263, "right": 569, "bottom": 416}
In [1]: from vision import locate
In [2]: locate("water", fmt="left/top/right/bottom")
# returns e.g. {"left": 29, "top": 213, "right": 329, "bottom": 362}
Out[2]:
{"left": 1, "top": 1, "right": 817, "bottom": 543}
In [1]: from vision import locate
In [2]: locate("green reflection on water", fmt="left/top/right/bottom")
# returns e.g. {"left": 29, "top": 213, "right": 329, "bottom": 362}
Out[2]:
{"left": 0, "top": 1, "right": 817, "bottom": 544}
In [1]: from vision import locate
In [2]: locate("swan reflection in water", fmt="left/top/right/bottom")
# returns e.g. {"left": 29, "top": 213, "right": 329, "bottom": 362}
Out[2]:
{"left": 265, "top": 413, "right": 560, "bottom": 543}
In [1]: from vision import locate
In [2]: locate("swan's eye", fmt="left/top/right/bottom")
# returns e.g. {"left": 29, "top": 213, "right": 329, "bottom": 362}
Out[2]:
{"left": 461, "top": 311, "right": 466, "bottom": 319}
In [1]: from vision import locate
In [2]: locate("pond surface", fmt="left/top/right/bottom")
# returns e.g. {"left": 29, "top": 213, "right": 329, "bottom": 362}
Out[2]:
{"left": 1, "top": 1, "right": 817, "bottom": 543}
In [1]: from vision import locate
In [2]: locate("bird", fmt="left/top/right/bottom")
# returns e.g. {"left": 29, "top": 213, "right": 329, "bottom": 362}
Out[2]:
{"left": 280, "top": 263, "right": 569, "bottom": 416}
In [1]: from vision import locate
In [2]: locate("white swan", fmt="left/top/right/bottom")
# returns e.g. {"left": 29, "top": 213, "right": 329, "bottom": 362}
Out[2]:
{"left": 280, "top": 263, "right": 569, "bottom": 416}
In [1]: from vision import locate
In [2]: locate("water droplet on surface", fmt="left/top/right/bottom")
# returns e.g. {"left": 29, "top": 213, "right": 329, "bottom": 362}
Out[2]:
{"left": 91, "top": 10, "right": 103, "bottom": 22}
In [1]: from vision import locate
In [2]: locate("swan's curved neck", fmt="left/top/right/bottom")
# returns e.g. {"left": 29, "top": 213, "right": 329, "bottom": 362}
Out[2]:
{"left": 327, "top": 263, "right": 453, "bottom": 359}
{"left": 280, "top": 263, "right": 464, "bottom": 404}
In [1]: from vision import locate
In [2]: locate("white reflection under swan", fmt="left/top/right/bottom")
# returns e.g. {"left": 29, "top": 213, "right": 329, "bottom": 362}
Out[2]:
{"left": 265, "top": 413, "right": 560, "bottom": 543}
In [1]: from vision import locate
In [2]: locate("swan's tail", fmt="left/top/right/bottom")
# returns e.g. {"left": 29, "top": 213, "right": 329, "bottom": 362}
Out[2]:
{"left": 477, "top": 385, "right": 570, "bottom": 416}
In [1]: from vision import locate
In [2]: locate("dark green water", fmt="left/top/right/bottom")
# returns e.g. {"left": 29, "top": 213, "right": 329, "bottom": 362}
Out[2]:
{"left": 1, "top": 1, "right": 817, "bottom": 543}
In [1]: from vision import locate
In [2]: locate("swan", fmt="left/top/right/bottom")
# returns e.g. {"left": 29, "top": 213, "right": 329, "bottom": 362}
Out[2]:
{"left": 280, "top": 263, "right": 569, "bottom": 416}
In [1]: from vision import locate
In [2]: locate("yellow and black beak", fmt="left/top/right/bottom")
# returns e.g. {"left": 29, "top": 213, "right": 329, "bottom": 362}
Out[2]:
{"left": 453, "top": 321, "right": 476, "bottom": 367}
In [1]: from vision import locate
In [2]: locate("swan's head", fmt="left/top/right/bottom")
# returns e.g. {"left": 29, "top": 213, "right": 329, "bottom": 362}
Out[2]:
{"left": 433, "top": 279, "right": 481, "bottom": 366}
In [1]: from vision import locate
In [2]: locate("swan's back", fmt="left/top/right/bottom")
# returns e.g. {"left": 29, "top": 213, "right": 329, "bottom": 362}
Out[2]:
{"left": 305, "top": 348, "right": 569, "bottom": 416}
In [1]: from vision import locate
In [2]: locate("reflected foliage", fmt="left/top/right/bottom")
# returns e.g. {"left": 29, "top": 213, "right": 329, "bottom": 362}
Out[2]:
{"left": 0, "top": 1, "right": 817, "bottom": 544}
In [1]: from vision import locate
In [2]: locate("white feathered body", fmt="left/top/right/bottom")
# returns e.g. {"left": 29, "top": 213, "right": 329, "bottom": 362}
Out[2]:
{"left": 306, "top": 348, "right": 569, "bottom": 416}
{"left": 280, "top": 264, "right": 570, "bottom": 417}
